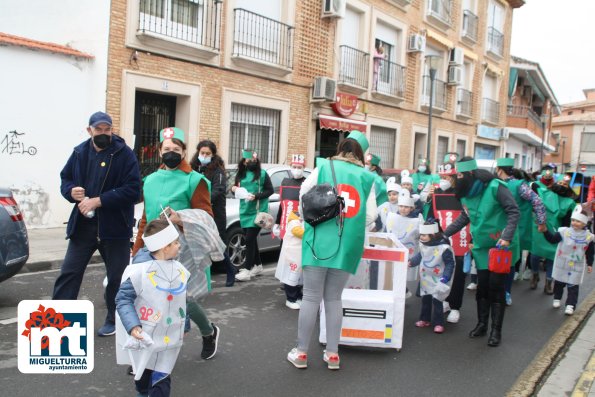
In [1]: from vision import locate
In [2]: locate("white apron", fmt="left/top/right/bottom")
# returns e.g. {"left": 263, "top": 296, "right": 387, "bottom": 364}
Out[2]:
{"left": 377, "top": 201, "right": 399, "bottom": 232}
{"left": 275, "top": 219, "right": 304, "bottom": 286}
{"left": 387, "top": 212, "right": 423, "bottom": 281}
{"left": 552, "top": 227, "right": 593, "bottom": 285}
{"left": 116, "top": 259, "right": 189, "bottom": 380}
{"left": 418, "top": 243, "right": 453, "bottom": 299}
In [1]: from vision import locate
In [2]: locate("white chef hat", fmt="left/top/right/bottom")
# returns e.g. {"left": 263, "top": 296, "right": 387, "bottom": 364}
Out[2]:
{"left": 397, "top": 191, "right": 415, "bottom": 207}
{"left": 142, "top": 209, "right": 179, "bottom": 252}
{"left": 571, "top": 205, "right": 589, "bottom": 225}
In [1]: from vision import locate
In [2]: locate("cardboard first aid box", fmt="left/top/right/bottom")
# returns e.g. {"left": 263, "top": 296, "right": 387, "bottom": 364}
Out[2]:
{"left": 319, "top": 233, "right": 409, "bottom": 351}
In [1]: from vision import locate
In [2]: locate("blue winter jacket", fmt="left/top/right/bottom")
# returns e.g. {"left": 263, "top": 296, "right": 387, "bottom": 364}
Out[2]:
{"left": 60, "top": 135, "right": 141, "bottom": 240}
{"left": 115, "top": 249, "right": 152, "bottom": 334}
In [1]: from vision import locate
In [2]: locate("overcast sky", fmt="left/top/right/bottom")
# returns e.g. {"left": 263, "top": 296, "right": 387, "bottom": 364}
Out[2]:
{"left": 511, "top": 0, "right": 595, "bottom": 105}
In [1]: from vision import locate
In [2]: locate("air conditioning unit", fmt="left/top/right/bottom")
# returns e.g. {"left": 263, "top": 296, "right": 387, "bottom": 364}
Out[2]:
{"left": 322, "top": 0, "right": 346, "bottom": 18}
{"left": 312, "top": 77, "right": 337, "bottom": 101}
{"left": 500, "top": 128, "right": 510, "bottom": 140}
{"left": 407, "top": 34, "right": 426, "bottom": 52}
{"left": 449, "top": 47, "right": 464, "bottom": 66}
{"left": 448, "top": 65, "right": 463, "bottom": 85}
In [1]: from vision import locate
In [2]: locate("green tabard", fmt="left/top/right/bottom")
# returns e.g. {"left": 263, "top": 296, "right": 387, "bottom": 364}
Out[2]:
{"left": 531, "top": 185, "right": 577, "bottom": 260}
{"left": 239, "top": 169, "right": 269, "bottom": 228}
{"left": 461, "top": 179, "right": 520, "bottom": 270}
{"left": 506, "top": 179, "right": 534, "bottom": 251}
{"left": 302, "top": 158, "right": 375, "bottom": 275}
{"left": 412, "top": 172, "right": 440, "bottom": 193}
{"left": 372, "top": 171, "right": 388, "bottom": 206}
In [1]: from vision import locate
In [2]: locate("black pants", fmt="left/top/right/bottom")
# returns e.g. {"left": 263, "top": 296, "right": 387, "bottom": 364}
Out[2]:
{"left": 446, "top": 256, "right": 466, "bottom": 310}
{"left": 420, "top": 295, "right": 444, "bottom": 326}
{"left": 284, "top": 284, "right": 303, "bottom": 302}
{"left": 135, "top": 369, "right": 171, "bottom": 397}
{"left": 553, "top": 281, "right": 579, "bottom": 308}
{"left": 243, "top": 227, "right": 261, "bottom": 270}
{"left": 476, "top": 269, "right": 507, "bottom": 304}
{"left": 52, "top": 219, "right": 129, "bottom": 324}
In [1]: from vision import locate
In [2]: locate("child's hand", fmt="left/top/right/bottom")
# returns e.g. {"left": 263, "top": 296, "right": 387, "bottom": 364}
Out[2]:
{"left": 131, "top": 326, "right": 143, "bottom": 340}
{"left": 407, "top": 261, "right": 412, "bottom": 268}
{"left": 588, "top": 266, "right": 593, "bottom": 274}
{"left": 537, "top": 223, "right": 547, "bottom": 233}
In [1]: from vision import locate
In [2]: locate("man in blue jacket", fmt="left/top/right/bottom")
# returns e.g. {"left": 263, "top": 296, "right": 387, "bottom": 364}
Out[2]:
{"left": 52, "top": 111, "right": 141, "bottom": 336}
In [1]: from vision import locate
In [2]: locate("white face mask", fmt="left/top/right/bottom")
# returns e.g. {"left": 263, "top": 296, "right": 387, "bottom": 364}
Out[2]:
{"left": 198, "top": 155, "right": 211, "bottom": 165}
{"left": 418, "top": 166, "right": 427, "bottom": 173}
{"left": 439, "top": 179, "right": 452, "bottom": 191}
{"left": 291, "top": 168, "right": 303, "bottom": 179}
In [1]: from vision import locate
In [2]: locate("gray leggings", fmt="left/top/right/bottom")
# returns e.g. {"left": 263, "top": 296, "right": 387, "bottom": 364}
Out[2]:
{"left": 297, "top": 266, "right": 350, "bottom": 354}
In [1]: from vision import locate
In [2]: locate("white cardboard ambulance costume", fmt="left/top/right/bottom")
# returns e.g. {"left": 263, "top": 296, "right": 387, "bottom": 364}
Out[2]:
{"left": 319, "top": 232, "right": 409, "bottom": 350}
{"left": 417, "top": 223, "right": 454, "bottom": 301}
{"left": 116, "top": 215, "right": 189, "bottom": 381}
{"left": 552, "top": 208, "right": 593, "bottom": 285}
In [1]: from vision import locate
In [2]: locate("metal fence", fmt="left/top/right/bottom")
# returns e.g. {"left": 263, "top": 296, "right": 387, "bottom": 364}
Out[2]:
{"left": 421, "top": 75, "right": 447, "bottom": 110}
{"left": 370, "top": 126, "right": 396, "bottom": 169}
{"left": 138, "top": 0, "right": 221, "bottom": 49}
{"left": 482, "top": 98, "right": 500, "bottom": 124}
{"left": 338, "top": 45, "right": 370, "bottom": 89}
{"left": 374, "top": 59, "right": 406, "bottom": 98}
{"left": 229, "top": 103, "right": 280, "bottom": 164}
{"left": 462, "top": 9, "right": 478, "bottom": 42}
{"left": 487, "top": 26, "right": 504, "bottom": 57}
{"left": 428, "top": 0, "right": 452, "bottom": 25}
{"left": 232, "top": 8, "right": 294, "bottom": 69}
{"left": 457, "top": 88, "right": 473, "bottom": 117}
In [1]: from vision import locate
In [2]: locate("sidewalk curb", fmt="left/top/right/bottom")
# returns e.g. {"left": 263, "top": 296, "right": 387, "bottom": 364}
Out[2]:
{"left": 19, "top": 254, "right": 103, "bottom": 273}
{"left": 507, "top": 288, "right": 595, "bottom": 397}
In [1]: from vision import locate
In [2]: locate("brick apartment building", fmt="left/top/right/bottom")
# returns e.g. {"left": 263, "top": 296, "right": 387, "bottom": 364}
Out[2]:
{"left": 105, "top": 0, "right": 524, "bottom": 175}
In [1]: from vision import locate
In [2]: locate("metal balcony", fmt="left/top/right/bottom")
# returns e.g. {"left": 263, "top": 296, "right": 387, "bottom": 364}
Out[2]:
{"left": 373, "top": 59, "right": 406, "bottom": 99}
{"left": 427, "top": 0, "right": 452, "bottom": 27}
{"left": 462, "top": 10, "right": 478, "bottom": 42}
{"left": 421, "top": 75, "right": 447, "bottom": 111}
{"left": 456, "top": 88, "right": 473, "bottom": 118}
{"left": 482, "top": 98, "right": 500, "bottom": 124}
{"left": 487, "top": 26, "right": 504, "bottom": 57}
{"left": 338, "top": 45, "right": 370, "bottom": 89}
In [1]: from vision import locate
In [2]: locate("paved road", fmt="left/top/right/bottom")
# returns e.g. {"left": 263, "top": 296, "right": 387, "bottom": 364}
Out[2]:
{"left": 1, "top": 254, "right": 593, "bottom": 397}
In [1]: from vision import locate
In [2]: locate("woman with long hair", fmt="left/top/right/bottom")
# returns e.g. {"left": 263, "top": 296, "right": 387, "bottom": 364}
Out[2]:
{"left": 231, "top": 150, "right": 273, "bottom": 282}
{"left": 191, "top": 139, "right": 237, "bottom": 287}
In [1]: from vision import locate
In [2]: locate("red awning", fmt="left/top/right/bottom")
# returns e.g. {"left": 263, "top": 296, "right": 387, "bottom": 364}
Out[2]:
{"left": 319, "top": 114, "right": 367, "bottom": 133}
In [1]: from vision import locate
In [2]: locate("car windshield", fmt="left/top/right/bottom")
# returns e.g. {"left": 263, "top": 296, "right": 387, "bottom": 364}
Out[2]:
{"left": 225, "top": 167, "right": 310, "bottom": 198}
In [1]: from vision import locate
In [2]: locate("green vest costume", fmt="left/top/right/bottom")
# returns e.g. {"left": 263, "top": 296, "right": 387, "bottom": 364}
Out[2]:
{"left": 531, "top": 186, "right": 576, "bottom": 260}
{"left": 412, "top": 172, "right": 439, "bottom": 193}
{"left": 302, "top": 158, "right": 375, "bottom": 275}
{"left": 461, "top": 179, "right": 520, "bottom": 270}
{"left": 239, "top": 169, "right": 269, "bottom": 228}
{"left": 371, "top": 171, "right": 388, "bottom": 206}
{"left": 143, "top": 167, "right": 212, "bottom": 288}
{"left": 506, "top": 178, "right": 534, "bottom": 251}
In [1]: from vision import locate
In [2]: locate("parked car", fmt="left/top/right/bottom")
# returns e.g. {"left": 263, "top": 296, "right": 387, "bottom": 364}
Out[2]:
{"left": 130, "top": 164, "right": 310, "bottom": 270}
{"left": 0, "top": 187, "right": 29, "bottom": 282}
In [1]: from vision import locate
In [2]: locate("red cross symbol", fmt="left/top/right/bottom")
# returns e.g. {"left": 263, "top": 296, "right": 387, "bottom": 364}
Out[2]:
{"left": 337, "top": 184, "right": 360, "bottom": 218}
{"left": 163, "top": 128, "right": 174, "bottom": 139}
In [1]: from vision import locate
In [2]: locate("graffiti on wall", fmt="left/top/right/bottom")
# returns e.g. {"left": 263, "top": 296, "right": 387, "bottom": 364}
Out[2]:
{"left": 11, "top": 183, "right": 51, "bottom": 227}
{"left": 1, "top": 130, "right": 38, "bottom": 155}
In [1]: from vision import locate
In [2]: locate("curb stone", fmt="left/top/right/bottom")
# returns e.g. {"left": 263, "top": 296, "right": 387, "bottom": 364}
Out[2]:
{"left": 19, "top": 254, "right": 103, "bottom": 274}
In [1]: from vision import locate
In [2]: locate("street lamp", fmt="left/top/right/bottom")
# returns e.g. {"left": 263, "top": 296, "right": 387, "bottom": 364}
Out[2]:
{"left": 425, "top": 55, "right": 440, "bottom": 163}
{"left": 560, "top": 137, "right": 566, "bottom": 173}
{"left": 539, "top": 113, "right": 548, "bottom": 169}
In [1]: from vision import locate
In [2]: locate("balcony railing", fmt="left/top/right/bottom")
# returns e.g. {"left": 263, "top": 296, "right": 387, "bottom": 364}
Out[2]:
{"left": 487, "top": 26, "right": 504, "bottom": 57}
{"left": 338, "top": 45, "right": 370, "bottom": 89}
{"left": 462, "top": 10, "right": 478, "bottom": 42}
{"left": 456, "top": 88, "right": 473, "bottom": 117}
{"left": 507, "top": 105, "right": 544, "bottom": 132}
{"left": 427, "top": 0, "right": 452, "bottom": 26}
{"left": 138, "top": 0, "right": 222, "bottom": 49}
{"left": 482, "top": 98, "right": 500, "bottom": 124}
{"left": 421, "top": 75, "right": 447, "bottom": 111}
{"left": 232, "top": 8, "right": 294, "bottom": 69}
{"left": 373, "top": 59, "right": 406, "bottom": 98}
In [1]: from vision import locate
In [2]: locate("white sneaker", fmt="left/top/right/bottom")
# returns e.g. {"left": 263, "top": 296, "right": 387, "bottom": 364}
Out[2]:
{"left": 467, "top": 282, "right": 477, "bottom": 290}
{"left": 443, "top": 301, "right": 451, "bottom": 313}
{"left": 552, "top": 299, "right": 561, "bottom": 309}
{"left": 522, "top": 268, "right": 532, "bottom": 280}
{"left": 250, "top": 264, "right": 263, "bottom": 277}
{"left": 564, "top": 305, "right": 574, "bottom": 315}
{"left": 286, "top": 301, "right": 300, "bottom": 310}
{"left": 405, "top": 290, "right": 412, "bottom": 299}
{"left": 287, "top": 348, "right": 308, "bottom": 369}
{"left": 447, "top": 309, "right": 460, "bottom": 323}
{"left": 235, "top": 268, "right": 251, "bottom": 281}
{"left": 513, "top": 272, "right": 520, "bottom": 281}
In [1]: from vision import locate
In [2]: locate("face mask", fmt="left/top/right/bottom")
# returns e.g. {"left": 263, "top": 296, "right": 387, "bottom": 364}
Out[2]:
{"left": 198, "top": 155, "right": 211, "bottom": 165}
{"left": 365, "top": 165, "right": 371, "bottom": 170}
{"left": 455, "top": 172, "right": 473, "bottom": 199}
{"left": 291, "top": 168, "right": 303, "bottom": 179}
{"left": 247, "top": 162, "right": 258, "bottom": 171}
{"left": 418, "top": 166, "right": 427, "bottom": 173}
{"left": 439, "top": 179, "right": 452, "bottom": 191}
{"left": 93, "top": 134, "right": 111, "bottom": 150}
{"left": 162, "top": 151, "right": 182, "bottom": 169}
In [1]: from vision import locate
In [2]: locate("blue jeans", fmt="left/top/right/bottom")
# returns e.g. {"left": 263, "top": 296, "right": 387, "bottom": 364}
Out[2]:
{"left": 52, "top": 219, "right": 130, "bottom": 324}
{"left": 530, "top": 255, "right": 553, "bottom": 279}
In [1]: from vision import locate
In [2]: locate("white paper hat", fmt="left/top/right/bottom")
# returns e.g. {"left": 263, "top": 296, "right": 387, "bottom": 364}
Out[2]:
{"left": 142, "top": 209, "right": 179, "bottom": 251}
{"left": 571, "top": 205, "right": 589, "bottom": 224}
{"left": 397, "top": 191, "right": 415, "bottom": 207}
{"left": 386, "top": 177, "right": 400, "bottom": 193}
{"left": 419, "top": 223, "right": 439, "bottom": 234}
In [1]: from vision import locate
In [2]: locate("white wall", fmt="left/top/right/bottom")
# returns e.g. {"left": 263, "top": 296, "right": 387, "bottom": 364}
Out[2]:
{"left": 504, "top": 137, "right": 538, "bottom": 172}
{"left": 0, "top": 0, "right": 110, "bottom": 228}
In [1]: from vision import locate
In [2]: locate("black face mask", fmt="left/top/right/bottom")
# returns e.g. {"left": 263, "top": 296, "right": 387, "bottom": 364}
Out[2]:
{"left": 93, "top": 134, "right": 111, "bottom": 150}
{"left": 162, "top": 151, "right": 182, "bottom": 169}
{"left": 247, "top": 162, "right": 258, "bottom": 172}
{"left": 455, "top": 172, "right": 474, "bottom": 199}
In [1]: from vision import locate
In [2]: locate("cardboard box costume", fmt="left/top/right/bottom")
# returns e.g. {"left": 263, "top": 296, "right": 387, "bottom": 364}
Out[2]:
{"left": 552, "top": 227, "right": 593, "bottom": 285}
{"left": 386, "top": 211, "right": 423, "bottom": 281}
{"left": 275, "top": 217, "right": 304, "bottom": 286}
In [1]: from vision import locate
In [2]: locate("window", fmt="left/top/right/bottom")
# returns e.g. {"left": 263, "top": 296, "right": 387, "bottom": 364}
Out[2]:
{"left": 421, "top": 46, "right": 447, "bottom": 110}
{"left": 370, "top": 126, "right": 397, "bottom": 168}
{"left": 229, "top": 104, "right": 281, "bottom": 163}
{"left": 437, "top": 136, "right": 449, "bottom": 167}
{"left": 456, "top": 139, "right": 466, "bottom": 158}
{"left": 486, "top": 0, "right": 505, "bottom": 57}
{"left": 373, "top": 22, "right": 405, "bottom": 98}
{"left": 581, "top": 133, "right": 595, "bottom": 152}
{"left": 338, "top": 7, "right": 369, "bottom": 89}
{"left": 456, "top": 60, "right": 473, "bottom": 117}
{"left": 427, "top": 0, "right": 452, "bottom": 27}
{"left": 461, "top": 0, "right": 478, "bottom": 42}
{"left": 482, "top": 73, "right": 499, "bottom": 124}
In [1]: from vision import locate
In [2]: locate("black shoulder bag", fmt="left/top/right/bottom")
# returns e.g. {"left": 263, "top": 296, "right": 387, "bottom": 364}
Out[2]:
{"left": 301, "top": 160, "right": 345, "bottom": 260}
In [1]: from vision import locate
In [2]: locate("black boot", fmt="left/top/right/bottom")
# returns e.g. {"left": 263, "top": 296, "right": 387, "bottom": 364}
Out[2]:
{"left": 488, "top": 303, "right": 505, "bottom": 347}
{"left": 469, "top": 298, "right": 490, "bottom": 338}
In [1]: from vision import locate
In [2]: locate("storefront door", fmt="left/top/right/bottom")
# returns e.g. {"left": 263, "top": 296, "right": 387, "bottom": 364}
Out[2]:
{"left": 316, "top": 128, "right": 346, "bottom": 159}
